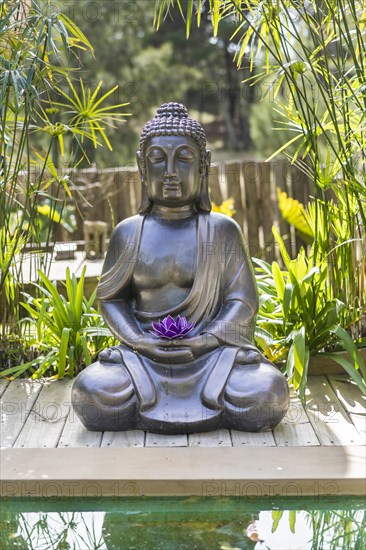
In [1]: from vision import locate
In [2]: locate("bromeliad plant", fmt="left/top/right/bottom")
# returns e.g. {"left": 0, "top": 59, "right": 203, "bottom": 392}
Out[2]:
{"left": 0, "top": 267, "right": 116, "bottom": 379}
{"left": 254, "top": 228, "right": 366, "bottom": 402}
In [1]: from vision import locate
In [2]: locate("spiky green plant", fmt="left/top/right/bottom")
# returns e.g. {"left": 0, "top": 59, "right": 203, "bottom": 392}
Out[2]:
{"left": 0, "top": 1, "right": 129, "bottom": 339}
{"left": 0, "top": 267, "right": 116, "bottom": 379}
{"left": 154, "top": 0, "right": 366, "bottom": 388}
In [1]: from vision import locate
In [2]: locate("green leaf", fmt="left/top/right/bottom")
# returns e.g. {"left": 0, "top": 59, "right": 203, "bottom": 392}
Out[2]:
{"left": 292, "top": 327, "right": 306, "bottom": 389}
{"left": 271, "top": 510, "right": 284, "bottom": 533}
{"left": 69, "top": 346, "right": 75, "bottom": 378}
{"left": 322, "top": 354, "right": 366, "bottom": 394}
{"left": 331, "top": 325, "right": 366, "bottom": 379}
{"left": 272, "top": 261, "right": 285, "bottom": 300}
{"left": 282, "top": 283, "right": 293, "bottom": 326}
{"left": 272, "top": 226, "right": 291, "bottom": 268}
{"left": 75, "top": 266, "right": 87, "bottom": 324}
{"left": 0, "top": 358, "right": 43, "bottom": 379}
{"left": 289, "top": 510, "right": 296, "bottom": 534}
{"left": 38, "top": 271, "right": 69, "bottom": 327}
{"left": 253, "top": 257, "right": 273, "bottom": 276}
{"left": 58, "top": 327, "right": 71, "bottom": 379}
{"left": 266, "top": 133, "right": 303, "bottom": 161}
{"left": 80, "top": 334, "right": 92, "bottom": 366}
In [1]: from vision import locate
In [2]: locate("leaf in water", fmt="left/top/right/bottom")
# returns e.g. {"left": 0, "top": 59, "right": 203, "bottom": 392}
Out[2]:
{"left": 289, "top": 510, "right": 296, "bottom": 534}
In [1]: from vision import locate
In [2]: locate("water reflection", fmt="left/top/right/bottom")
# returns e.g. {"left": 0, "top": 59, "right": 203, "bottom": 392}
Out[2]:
{"left": 1, "top": 498, "right": 365, "bottom": 550}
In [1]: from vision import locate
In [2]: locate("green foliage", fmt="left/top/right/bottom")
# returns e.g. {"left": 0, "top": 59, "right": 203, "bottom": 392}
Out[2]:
{"left": 0, "top": 1, "right": 129, "bottom": 338}
{"left": 254, "top": 228, "right": 366, "bottom": 402}
{"left": 155, "top": 0, "right": 366, "bottom": 391}
{"left": 0, "top": 267, "right": 116, "bottom": 380}
{"left": 271, "top": 507, "right": 366, "bottom": 550}
{"left": 277, "top": 189, "right": 314, "bottom": 243}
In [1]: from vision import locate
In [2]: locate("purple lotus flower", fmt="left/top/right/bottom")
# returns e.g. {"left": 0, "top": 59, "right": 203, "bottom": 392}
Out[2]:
{"left": 150, "top": 315, "right": 195, "bottom": 339}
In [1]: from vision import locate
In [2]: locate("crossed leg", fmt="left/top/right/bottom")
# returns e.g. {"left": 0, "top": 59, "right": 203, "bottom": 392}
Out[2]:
{"left": 71, "top": 361, "right": 137, "bottom": 431}
{"left": 223, "top": 360, "right": 290, "bottom": 431}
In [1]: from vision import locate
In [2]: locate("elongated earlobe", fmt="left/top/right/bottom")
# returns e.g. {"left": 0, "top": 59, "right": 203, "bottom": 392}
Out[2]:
{"left": 136, "top": 151, "right": 152, "bottom": 214}
{"left": 196, "top": 150, "right": 212, "bottom": 212}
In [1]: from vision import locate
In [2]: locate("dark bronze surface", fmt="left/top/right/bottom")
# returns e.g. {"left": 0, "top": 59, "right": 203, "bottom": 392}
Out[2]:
{"left": 72, "top": 103, "right": 289, "bottom": 434}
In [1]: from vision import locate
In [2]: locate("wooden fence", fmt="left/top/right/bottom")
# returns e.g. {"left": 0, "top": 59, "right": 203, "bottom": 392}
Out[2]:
{"left": 65, "top": 160, "right": 313, "bottom": 262}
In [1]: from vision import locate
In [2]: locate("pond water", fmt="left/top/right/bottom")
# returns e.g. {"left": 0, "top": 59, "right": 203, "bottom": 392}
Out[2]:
{"left": 1, "top": 496, "right": 365, "bottom": 550}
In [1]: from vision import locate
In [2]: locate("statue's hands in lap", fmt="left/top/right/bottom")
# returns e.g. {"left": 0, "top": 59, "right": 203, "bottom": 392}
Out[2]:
{"left": 136, "top": 336, "right": 194, "bottom": 363}
{"left": 136, "top": 333, "right": 219, "bottom": 363}
{"left": 98, "top": 337, "right": 261, "bottom": 365}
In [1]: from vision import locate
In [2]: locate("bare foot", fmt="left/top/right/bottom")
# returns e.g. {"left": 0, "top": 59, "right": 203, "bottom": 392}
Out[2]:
{"left": 99, "top": 346, "right": 123, "bottom": 363}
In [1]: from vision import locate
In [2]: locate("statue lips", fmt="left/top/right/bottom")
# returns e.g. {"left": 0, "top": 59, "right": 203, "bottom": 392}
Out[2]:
{"left": 162, "top": 179, "right": 182, "bottom": 198}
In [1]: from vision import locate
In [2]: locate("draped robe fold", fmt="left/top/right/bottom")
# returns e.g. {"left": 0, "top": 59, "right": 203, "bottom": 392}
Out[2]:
{"left": 96, "top": 212, "right": 262, "bottom": 430}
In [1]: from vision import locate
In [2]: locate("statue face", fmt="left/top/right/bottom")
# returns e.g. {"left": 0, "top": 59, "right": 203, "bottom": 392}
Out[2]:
{"left": 143, "top": 135, "right": 201, "bottom": 206}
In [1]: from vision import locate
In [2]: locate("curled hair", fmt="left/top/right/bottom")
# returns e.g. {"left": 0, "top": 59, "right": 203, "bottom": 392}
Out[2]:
{"left": 138, "top": 102, "right": 211, "bottom": 214}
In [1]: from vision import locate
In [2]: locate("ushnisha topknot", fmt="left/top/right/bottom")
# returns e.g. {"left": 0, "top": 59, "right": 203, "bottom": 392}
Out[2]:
{"left": 139, "top": 102, "right": 207, "bottom": 174}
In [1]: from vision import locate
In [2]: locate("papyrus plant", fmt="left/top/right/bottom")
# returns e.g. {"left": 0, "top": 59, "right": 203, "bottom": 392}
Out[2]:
{"left": 154, "top": 0, "right": 366, "bottom": 386}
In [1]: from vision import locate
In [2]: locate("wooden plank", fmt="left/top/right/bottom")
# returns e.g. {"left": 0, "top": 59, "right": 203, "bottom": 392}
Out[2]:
{"left": 0, "top": 379, "right": 10, "bottom": 398}
{"left": 145, "top": 433, "right": 188, "bottom": 447}
{"left": 291, "top": 165, "right": 311, "bottom": 253}
{"left": 189, "top": 429, "right": 232, "bottom": 447}
{"left": 0, "top": 380, "right": 43, "bottom": 448}
{"left": 273, "top": 391, "right": 320, "bottom": 447}
{"left": 291, "top": 164, "right": 312, "bottom": 206}
{"left": 272, "top": 159, "right": 293, "bottom": 260}
{"left": 101, "top": 430, "right": 145, "bottom": 448}
{"left": 225, "top": 162, "right": 244, "bottom": 229}
{"left": 305, "top": 376, "right": 364, "bottom": 446}
{"left": 328, "top": 375, "right": 366, "bottom": 440}
{"left": 258, "top": 161, "right": 275, "bottom": 261}
{"left": 208, "top": 163, "right": 223, "bottom": 205}
{"left": 348, "top": 413, "right": 366, "bottom": 439}
{"left": 231, "top": 430, "right": 276, "bottom": 447}
{"left": 2, "top": 446, "right": 365, "bottom": 497}
{"left": 272, "top": 160, "right": 291, "bottom": 230}
{"left": 309, "top": 349, "right": 366, "bottom": 375}
{"left": 58, "top": 408, "right": 102, "bottom": 449}
{"left": 14, "top": 379, "right": 72, "bottom": 448}
{"left": 127, "top": 169, "right": 140, "bottom": 216}
{"left": 328, "top": 375, "right": 366, "bottom": 415}
{"left": 242, "top": 161, "right": 261, "bottom": 257}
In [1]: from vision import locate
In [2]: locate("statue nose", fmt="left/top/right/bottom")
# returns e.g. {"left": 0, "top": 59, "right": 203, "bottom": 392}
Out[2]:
{"left": 165, "top": 154, "right": 177, "bottom": 177}
{"left": 164, "top": 172, "right": 178, "bottom": 182}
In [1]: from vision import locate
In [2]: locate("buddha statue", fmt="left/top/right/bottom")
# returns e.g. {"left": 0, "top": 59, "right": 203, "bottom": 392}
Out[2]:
{"left": 72, "top": 102, "right": 290, "bottom": 434}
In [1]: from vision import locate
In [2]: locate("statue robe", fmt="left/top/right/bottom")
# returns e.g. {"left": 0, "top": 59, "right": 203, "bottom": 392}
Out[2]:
{"left": 96, "top": 212, "right": 262, "bottom": 431}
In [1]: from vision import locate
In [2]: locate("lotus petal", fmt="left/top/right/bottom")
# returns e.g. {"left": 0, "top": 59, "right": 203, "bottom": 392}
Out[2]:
{"left": 150, "top": 316, "right": 195, "bottom": 339}
{"left": 152, "top": 322, "right": 164, "bottom": 333}
{"left": 165, "top": 315, "right": 175, "bottom": 329}
{"left": 180, "top": 325, "right": 194, "bottom": 335}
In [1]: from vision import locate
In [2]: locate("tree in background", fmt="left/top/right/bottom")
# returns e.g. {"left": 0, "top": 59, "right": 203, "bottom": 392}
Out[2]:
{"left": 49, "top": 0, "right": 282, "bottom": 165}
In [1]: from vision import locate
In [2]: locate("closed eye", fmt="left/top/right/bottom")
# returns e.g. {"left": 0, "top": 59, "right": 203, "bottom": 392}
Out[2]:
{"left": 177, "top": 149, "right": 195, "bottom": 162}
{"left": 147, "top": 150, "right": 165, "bottom": 163}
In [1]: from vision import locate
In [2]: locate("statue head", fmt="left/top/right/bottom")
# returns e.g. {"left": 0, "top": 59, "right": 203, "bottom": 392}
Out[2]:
{"left": 136, "top": 102, "right": 211, "bottom": 213}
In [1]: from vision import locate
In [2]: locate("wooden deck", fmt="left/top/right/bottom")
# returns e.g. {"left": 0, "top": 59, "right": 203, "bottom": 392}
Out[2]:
{"left": 1, "top": 375, "right": 365, "bottom": 497}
